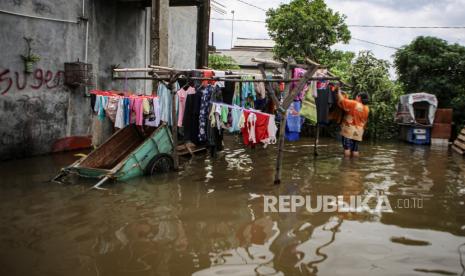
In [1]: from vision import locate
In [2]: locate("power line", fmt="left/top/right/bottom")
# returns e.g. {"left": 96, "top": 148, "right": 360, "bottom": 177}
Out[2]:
{"left": 349, "top": 24, "right": 465, "bottom": 29}
{"left": 211, "top": 17, "right": 465, "bottom": 29}
{"left": 233, "top": 0, "right": 267, "bottom": 12}
{"left": 212, "top": 0, "right": 226, "bottom": 8}
{"left": 351, "top": 37, "right": 400, "bottom": 50}
{"left": 211, "top": 17, "right": 266, "bottom": 23}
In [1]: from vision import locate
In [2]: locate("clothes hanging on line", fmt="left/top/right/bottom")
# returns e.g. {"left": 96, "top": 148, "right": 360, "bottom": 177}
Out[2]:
{"left": 157, "top": 82, "right": 178, "bottom": 126}
{"left": 291, "top": 68, "right": 309, "bottom": 101}
{"left": 176, "top": 86, "right": 196, "bottom": 127}
{"left": 90, "top": 90, "right": 160, "bottom": 128}
{"left": 145, "top": 97, "right": 160, "bottom": 127}
{"left": 202, "top": 70, "right": 216, "bottom": 87}
{"left": 315, "top": 81, "right": 335, "bottom": 125}
{"left": 198, "top": 85, "right": 214, "bottom": 142}
{"left": 300, "top": 84, "right": 317, "bottom": 125}
{"left": 241, "top": 76, "right": 256, "bottom": 108}
{"left": 182, "top": 90, "right": 202, "bottom": 144}
{"left": 285, "top": 101, "right": 303, "bottom": 142}
{"left": 253, "top": 74, "right": 266, "bottom": 99}
{"left": 210, "top": 101, "right": 277, "bottom": 147}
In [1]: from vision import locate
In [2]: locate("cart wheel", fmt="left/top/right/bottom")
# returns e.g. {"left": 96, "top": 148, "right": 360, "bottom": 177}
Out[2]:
{"left": 145, "top": 154, "right": 174, "bottom": 175}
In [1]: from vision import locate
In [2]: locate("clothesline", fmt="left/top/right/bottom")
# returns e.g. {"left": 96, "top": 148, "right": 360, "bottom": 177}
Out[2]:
{"left": 210, "top": 101, "right": 273, "bottom": 118}
{"left": 90, "top": 90, "right": 158, "bottom": 99}
{"left": 112, "top": 76, "right": 340, "bottom": 83}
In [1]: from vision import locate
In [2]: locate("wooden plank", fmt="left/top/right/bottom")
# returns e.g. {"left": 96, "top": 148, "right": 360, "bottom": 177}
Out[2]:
{"left": 454, "top": 140, "right": 465, "bottom": 150}
{"left": 452, "top": 145, "right": 464, "bottom": 155}
{"left": 457, "top": 134, "right": 465, "bottom": 142}
{"left": 460, "top": 128, "right": 465, "bottom": 136}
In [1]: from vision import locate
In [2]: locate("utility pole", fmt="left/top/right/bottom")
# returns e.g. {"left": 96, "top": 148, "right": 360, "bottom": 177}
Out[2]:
{"left": 230, "top": 10, "right": 235, "bottom": 49}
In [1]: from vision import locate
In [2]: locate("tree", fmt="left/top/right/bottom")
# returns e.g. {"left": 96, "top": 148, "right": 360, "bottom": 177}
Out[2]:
{"left": 394, "top": 36, "right": 465, "bottom": 127}
{"left": 322, "top": 50, "right": 354, "bottom": 83}
{"left": 350, "top": 51, "right": 402, "bottom": 140}
{"left": 266, "top": 0, "right": 351, "bottom": 63}
{"left": 208, "top": 54, "right": 240, "bottom": 70}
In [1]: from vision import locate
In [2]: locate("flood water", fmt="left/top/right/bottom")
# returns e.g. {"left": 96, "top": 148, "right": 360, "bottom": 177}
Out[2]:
{"left": 1, "top": 136, "right": 465, "bottom": 276}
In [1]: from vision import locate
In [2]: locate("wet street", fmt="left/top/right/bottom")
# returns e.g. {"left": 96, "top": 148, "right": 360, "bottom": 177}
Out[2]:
{"left": 1, "top": 136, "right": 465, "bottom": 276}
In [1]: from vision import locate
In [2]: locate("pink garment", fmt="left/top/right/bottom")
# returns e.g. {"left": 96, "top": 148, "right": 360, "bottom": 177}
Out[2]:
{"left": 176, "top": 86, "right": 195, "bottom": 127}
{"left": 130, "top": 98, "right": 144, "bottom": 125}
{"left": 292, "top": 68, "right": 308, "bottom": 101}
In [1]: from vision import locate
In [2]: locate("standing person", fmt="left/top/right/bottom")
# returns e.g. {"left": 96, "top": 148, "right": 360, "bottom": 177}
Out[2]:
{"left": 336, "top": 89, "right": 370, "bottom": 157}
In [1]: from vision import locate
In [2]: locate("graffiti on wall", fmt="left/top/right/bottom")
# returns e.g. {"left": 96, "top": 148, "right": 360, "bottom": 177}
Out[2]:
{"left": 0, "top": 68, "right": 64, "bottom": 95}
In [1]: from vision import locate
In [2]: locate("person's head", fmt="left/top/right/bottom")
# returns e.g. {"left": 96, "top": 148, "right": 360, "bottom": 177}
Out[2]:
{"left": 356, "top": 92, "right": 369, "bottom": 105}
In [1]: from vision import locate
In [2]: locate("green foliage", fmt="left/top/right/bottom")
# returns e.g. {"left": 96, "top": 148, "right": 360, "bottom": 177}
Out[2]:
{"left": 321, "top": 50, "right": 354, "bottom": 83}
{"left": 21, "top": 37, "right": 40, "bottom": 63}
{"left": 349, "top": 51, "right": 402, "bottom": 140}
{"left": 208, "top": 54, "right": 240, "bottom": 70}
{"left": 394, "top": 36, "right": 465, "bottom": 127}
{"left": 21, "top": 54, "right": 41, "bottom": 63}
{"left": 266, "top": 0, "right": 351, "bottom": 63}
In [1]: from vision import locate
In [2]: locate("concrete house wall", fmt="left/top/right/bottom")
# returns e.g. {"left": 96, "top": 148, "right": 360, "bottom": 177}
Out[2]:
{"left": 0, "top": 0, "right": 150, "bottom": 160}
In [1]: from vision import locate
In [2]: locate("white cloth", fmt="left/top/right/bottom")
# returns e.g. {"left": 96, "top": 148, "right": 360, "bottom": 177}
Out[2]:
{"left": 154, "top": 97, "right": 161, "bottom": 127}
{"left": 114, "top": 98, "right": 125, "bottom": 129}
{"left": 261, "top": 115, "right": 278, "bottom": 147}
{"left": 214, "top": 70, "right": 225, "bottom": 87}
{"left": 247, "top": 112, "right": 257, "bottom": 144}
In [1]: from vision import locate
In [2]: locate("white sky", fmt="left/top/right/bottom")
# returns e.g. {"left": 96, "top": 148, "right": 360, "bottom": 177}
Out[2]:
{"left": 209, "top": 0, "right": 465, "bottom": 67}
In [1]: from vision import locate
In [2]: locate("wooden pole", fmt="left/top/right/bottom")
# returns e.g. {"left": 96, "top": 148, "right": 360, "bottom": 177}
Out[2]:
{"left": 314, "top": 123, "right": 319, "bottom": 156}
{"left": 169, "top": 73, "right": 180, "bottom": 170}
{"left": 257, "top": 64, "right": 282, "bottom": 112}
{"left": 274, "top": 112, "right": 287, "bottom": 184}
{"left": 274, "top": 58, "right": 291, "bottom": 184}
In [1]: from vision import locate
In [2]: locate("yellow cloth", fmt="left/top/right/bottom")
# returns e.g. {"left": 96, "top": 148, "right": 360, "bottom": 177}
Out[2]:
{"left": 300, "top": 85, "right": 317, "bottom": 125}
{"left": 142, "top": 98, "right": 150, "bottom": 115}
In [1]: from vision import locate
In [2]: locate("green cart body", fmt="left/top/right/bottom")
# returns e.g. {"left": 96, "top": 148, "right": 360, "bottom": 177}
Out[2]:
{"left": 66, "top": 125, "right": 174, "bottom": 181}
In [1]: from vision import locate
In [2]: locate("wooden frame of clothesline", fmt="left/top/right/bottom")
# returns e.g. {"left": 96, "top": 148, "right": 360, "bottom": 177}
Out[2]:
{"left": 112, "top": 58, "right": 341, "bottom": 184}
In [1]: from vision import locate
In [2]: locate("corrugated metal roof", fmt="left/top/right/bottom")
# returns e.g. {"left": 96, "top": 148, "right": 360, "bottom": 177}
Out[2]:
{"left": 215, "top": 49, "right": 275, "bottom": 67}
{"left": 233, "top": 38, "right": 275, "bottom": 49}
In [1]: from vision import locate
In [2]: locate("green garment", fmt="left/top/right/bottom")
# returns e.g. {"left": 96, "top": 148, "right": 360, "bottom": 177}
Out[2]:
{"left": 221, "top": 106, "right": 229, "bottom": 123}
{"left": 300, "top": 87, "right": 317, "bottom": 125}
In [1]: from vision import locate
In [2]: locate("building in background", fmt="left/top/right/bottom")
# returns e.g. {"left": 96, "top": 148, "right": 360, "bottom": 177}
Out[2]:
{"left": 215, "top": 37, "right": 276, "bottom": 72}
{"left": 0, "top": 0, "right": 210, "bottom": 160}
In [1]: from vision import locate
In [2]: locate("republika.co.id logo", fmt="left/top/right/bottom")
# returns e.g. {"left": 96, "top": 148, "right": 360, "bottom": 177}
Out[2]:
{"left": 264, "top": 191, "right": 423, "bottom": 213}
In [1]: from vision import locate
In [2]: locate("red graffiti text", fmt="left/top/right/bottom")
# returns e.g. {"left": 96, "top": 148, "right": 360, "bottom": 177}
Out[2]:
{"left": 0, "top": 68, "right": 64, "bottom": 95}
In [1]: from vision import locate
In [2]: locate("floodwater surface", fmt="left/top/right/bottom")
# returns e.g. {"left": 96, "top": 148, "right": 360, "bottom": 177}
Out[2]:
{"left": 1, "top": 137, "right": 465, "bottom": 276}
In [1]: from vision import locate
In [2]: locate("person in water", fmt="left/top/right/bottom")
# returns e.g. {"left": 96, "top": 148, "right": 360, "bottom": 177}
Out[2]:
{"left": 336, "top": 89, "right": 370, "bottom": 158}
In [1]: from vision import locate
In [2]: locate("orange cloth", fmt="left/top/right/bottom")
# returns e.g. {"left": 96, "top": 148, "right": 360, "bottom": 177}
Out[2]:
{"left": 201, "top": 70, "right": 216, "bottom": 86}
{"left": 338, "top": 98, "right": 369, "bottom": 141}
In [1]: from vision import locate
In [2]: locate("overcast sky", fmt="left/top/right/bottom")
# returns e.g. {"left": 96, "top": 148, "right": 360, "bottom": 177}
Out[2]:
{"left": 209, "top": 0, "right": 465, "bottom": 68}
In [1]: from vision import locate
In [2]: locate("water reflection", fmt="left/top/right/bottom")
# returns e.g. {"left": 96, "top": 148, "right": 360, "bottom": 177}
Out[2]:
{"left": 0, "top": 137, "right": 465, "bottom": 275}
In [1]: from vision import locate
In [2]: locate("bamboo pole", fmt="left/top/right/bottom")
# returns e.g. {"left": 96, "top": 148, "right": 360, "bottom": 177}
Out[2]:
{"left": 113, "top": 68, "right": 154, "bottom": 72}
{"left": 113, "top": 76, "right": 340, "bottom": 82}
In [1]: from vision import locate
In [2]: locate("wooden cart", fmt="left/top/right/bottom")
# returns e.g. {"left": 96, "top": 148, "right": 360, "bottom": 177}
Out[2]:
{"left": 55, "top": 124, "right": 174, "bottom": 189}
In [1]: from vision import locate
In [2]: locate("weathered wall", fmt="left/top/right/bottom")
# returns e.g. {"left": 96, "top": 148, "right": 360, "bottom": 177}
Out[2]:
{"left": 157, "top": 1, "right": 198, "bottom": 69}
{"left": 168, "top": 6, "right": 197, "bottom": 69}
{"left": 0, "top": 0, "right": 150, "bottom": 160}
